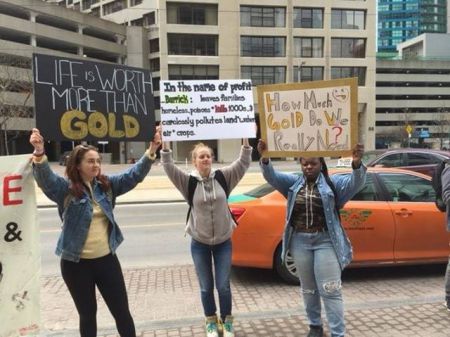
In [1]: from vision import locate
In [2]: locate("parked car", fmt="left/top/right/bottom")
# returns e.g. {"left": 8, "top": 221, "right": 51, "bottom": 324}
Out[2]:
{"left": 337, "top": 148, "right": 450, "bottom": 177}
{"left": 229, "top": 167, "right": 450, "bottom": 284}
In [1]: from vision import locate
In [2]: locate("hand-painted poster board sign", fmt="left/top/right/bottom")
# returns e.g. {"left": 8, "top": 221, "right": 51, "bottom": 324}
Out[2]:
{"left": 0, "top": 155, "right": 40, "bottom": 337}
{"left": 32, "top": 53, "right": 155, "bottom": 142}
{"left": 257, "top": 78, "right": 358, "bottom": 158}
{"left": 160, "top": 80, "right": 256, "bottom": 141}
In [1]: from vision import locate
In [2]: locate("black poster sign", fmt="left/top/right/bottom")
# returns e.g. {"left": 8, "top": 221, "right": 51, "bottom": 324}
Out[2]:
{"left": 32, "top": 53, "right": 155, "bottom": 141}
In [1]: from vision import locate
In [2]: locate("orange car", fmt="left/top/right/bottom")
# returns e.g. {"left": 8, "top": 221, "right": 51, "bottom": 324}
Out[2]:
{"left": 230, "top": 167, "right": 450, "bottom": 284}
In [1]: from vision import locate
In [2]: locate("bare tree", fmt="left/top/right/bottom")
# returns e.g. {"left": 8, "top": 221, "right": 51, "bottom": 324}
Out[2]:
{"left": 0, "top": 54, "right": 32, "bottom": 155}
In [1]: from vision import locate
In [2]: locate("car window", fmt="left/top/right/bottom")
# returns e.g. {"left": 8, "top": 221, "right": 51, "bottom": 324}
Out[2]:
{"left": 378, "top": 173, "right": 435, "bottom": 202}
{"left": 376, "top": 153, "right": 403, "bottom": 168}
{"left": 351, "top": 174, "right": 377, "bottom": 201}
{"left": 406, "top": 153, "right": 434, "bottom": 166}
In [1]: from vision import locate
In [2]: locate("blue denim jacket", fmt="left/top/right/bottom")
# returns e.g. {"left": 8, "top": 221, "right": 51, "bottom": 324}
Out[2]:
{"left": 260, "top": 160, "right": 367, "bottom": 270}
{"left": 33, "top": 153, "right": 153, "bottom": 262}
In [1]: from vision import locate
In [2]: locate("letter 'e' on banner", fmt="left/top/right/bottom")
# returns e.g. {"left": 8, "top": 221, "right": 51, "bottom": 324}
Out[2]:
{"left": 257, "top": 78, "right": 358, "bottom": 158}
{"left": 0, "top": 155, "right": 40, "bottom": 337}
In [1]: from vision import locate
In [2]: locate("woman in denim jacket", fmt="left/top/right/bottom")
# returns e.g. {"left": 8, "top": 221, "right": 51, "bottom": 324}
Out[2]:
{"left": 257, "top": 140, "right": 366, "bottom": 337}
{"left": 30, "top": 127, "right": 161, "bottom": 337}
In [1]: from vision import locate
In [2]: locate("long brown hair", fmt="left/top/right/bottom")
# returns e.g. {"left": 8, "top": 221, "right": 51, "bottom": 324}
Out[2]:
{"left": 65, "top": 145, "right": 110, "bottom": 198}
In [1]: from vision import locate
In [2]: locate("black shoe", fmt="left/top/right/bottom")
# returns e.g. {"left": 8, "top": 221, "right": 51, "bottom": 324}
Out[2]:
{"left": 445, "top": 299, "right": 450, "bottom": 312}
{"left": 307, "top": 325, "right": 323, "bottom": 337}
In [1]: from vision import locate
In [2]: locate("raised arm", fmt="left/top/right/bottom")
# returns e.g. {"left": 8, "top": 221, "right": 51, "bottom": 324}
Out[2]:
{"left": 160, "top": 141, "right": 190, "bottom": 200}
{"left": 108, "top": 126, "right": 161, "bottom": 197}
{"left": 257, "top": 139, "right": 298, "bottom": 198}
{"left": 30, "top": 128, "right": 69, "bottom": 204}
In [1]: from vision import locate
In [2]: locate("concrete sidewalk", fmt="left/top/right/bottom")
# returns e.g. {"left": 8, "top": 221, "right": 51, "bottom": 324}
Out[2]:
{"left": 39, "top": 264, "right": 450, "bottom": 337}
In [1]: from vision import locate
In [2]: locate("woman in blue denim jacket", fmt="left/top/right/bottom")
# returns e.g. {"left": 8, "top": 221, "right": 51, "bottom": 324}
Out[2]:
{"left": 257, "top": 140, "right": 366, "bottom": 337}
{"left": 30, "top": 127, "right": 161, "bottom": 337}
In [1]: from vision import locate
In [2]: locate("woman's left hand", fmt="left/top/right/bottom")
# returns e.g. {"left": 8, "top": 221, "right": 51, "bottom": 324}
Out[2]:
{"left": 149, "top": 126, "right": 162, "bottom": 154}
{"left": 352, "top": 143, "right": 364, "bottom": 168}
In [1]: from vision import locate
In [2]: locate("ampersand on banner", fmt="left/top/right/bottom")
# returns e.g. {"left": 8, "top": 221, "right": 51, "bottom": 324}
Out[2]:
{"left": 4, "top": 222, "right": 22, "bottom": 242}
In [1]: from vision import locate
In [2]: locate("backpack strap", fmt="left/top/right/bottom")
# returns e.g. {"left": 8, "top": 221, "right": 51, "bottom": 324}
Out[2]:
{"left": 186, "top": 175, "right": 198, "bottom": 224}
{"left": 213, "top": 169, "right": 229, "bottom": 197}
{"left": 185, "top": 170, "right": 236, "bottom": 226}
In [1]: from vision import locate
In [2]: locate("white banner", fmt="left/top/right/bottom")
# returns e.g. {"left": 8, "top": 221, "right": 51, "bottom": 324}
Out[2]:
{"left": 0, "top": 155, "right": 40, "bottom": 337}
{"left": 160, "top": 79, "right": 256, "bottom": 141}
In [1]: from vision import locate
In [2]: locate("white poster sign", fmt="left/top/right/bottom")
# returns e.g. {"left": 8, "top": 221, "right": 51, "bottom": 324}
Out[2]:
{"left": 0, "top": 155, "right": 40, "bottom": 337}
{"left": 160, "top": 79, "right": 256, "bottom": 141}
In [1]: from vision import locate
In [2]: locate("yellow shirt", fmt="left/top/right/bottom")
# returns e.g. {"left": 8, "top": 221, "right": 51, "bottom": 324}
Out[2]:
{"left": 80, "top": 184, "right": 111, "bottom": 259}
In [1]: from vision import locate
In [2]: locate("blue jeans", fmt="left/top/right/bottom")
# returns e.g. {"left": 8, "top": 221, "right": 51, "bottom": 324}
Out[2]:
{"left": 191, "top": 238, "right": 232, "bottom": 321}
{"left": 290, "top": 231, "right": 345, "bottom": 337}
{"left": 445, "top": 255, "right": 450, "bottom": 301}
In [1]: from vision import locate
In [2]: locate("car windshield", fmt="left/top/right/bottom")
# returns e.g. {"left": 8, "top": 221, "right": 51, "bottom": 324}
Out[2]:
{"left": 243, "top": 183, "right": 276, "bottom": 198}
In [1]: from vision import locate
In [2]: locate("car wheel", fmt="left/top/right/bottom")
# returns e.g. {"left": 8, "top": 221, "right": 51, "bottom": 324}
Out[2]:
{"left": 274, "top": 245, "right": 299, "bottom": 285}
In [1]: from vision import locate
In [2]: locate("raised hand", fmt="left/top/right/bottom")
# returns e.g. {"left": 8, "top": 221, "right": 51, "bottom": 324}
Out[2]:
{"left": 257, "top": 139, "right": 267, "bottom": 156}
{"left": 30, "top": 128, "right": 44, "bottom": 153}
{"left": 149, "top": 125, "right": 162, "bottom": 154}
{"left": 352, "top": 143, "right": 364, "bottom": 168}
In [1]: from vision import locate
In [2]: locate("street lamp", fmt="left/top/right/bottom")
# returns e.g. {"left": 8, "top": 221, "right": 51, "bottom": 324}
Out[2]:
{"left": 297, "top": 61, "right": 305, "bottom": 82}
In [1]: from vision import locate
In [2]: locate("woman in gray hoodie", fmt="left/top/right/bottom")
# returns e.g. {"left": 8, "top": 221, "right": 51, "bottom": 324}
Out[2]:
{"left": 160, "top": 139, "right": 252, "bottom": 337}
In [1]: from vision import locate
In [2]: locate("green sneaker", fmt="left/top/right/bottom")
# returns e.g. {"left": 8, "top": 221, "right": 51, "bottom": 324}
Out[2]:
{"left": 222, "top": 315, "right": 234, "bottom": 337}
{"left": 205, "top": 315, "right": 219, "bottom": 337}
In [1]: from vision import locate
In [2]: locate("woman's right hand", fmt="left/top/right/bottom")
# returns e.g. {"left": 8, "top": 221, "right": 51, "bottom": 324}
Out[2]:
{"left": 257, "top": 139, "right": 267, "bottom": 156}
{"left": 30, "top": 128, "right": 44, "bottom": 153}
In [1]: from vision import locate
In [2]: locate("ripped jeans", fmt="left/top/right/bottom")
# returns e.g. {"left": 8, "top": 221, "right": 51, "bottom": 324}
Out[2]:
{"left": 290, "top": 231, "right": 345, "bottom": 337}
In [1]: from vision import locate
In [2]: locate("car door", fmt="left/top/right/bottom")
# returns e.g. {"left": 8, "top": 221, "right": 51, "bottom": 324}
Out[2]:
{"left": 340, "top": 173, "right": 396, "bottom": 264}
{"left": 378, "top": 172, "right": 449, "bottom": 262}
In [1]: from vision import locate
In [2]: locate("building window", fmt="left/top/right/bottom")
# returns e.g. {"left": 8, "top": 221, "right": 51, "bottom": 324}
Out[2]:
{"left": 103, "top": 0, "right": 127, "bottom": 15}
{"left": 168, "top": 34, "right": 218, "bottom": 56}
{"left": 168, "top": 65, "right": 219, "bottom": 80}
{"left": 331, "top": 38, "right": 366, "bottom": 58}
{"left": 331, "top": 9, "right": 366, "bottom": 29}
{"left": 331, "top": 67, "right": 366, "bottom": 86}
{"left": 149, "top": 38, "right": 159, "bottom": 53}
{"left": 143, "top": 12, "right": 156, "bottom": 25}
{"left": 294, "top": 37, "right": 323, "bottom": 58}
{"left": 130, "top": 18, "right": 143, "bottom": 26}
{"left": 150, "top": 58, "right": 160, "bottom": 72}
{"left": 241, "top": 36, "right": 285, "bottom": 57}
{"left": 240, "top": 6, "right": 286, "bottom": 27}
{"left": 241, "top": 66, "right": 286, "bottom": 86}
{"left": 293, "top": 7, "right": 323, "bottom": 28}
{"left": 90, "top": 7, "right": 100, "bottom": 17}
{"left": 131, "top": 0, "right": 143, "bottom": 6}
{"left": 293, "top": 66, "right": 323, "bottom": 82}
{"left": 167, "top": 3, "right": 218, "bottom": 25}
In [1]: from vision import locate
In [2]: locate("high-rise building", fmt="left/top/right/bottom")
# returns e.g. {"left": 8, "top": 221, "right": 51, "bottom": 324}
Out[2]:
{"left": 378, "top": 0, "right": 447, "bottom": 53}
{"left": 44, "top": 0, "right": 377, "bottom": 158}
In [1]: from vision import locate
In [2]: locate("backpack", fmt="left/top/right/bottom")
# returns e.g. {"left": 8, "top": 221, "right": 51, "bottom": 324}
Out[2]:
{"left": 185, "top": 170, "right": 235, "bottom": 225}
{"left": 431, "top": 159, "right": 450, "bottom": 212}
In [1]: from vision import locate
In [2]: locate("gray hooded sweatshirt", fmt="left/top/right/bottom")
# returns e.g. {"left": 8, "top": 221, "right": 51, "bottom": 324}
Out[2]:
{"left": 161, "top": 146, "right": 252, "bottom": 245}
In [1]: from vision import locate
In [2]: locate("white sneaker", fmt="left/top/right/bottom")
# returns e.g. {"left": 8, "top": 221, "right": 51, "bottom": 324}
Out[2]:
{"left": 221, "top": 315, "right": 234, "bottom": 337}
{"left": 205, "top": 315, "right": 219, "bottom": 337}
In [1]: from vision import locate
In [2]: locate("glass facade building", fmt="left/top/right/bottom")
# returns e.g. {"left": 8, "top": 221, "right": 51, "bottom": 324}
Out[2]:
{"left": 378, "top": 0, "right": 447, "bottom": 53}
